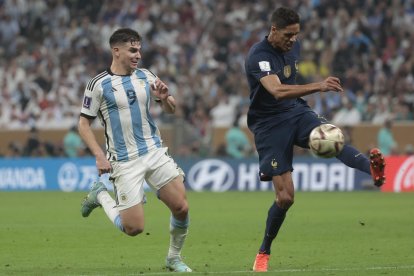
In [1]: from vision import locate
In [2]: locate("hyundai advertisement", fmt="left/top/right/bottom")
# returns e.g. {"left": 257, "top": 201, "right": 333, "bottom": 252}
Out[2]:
{"left": 0, "top": 156, "right": 411, "bottom": 192}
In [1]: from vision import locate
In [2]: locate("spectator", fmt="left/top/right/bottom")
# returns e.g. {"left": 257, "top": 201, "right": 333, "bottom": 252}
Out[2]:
{"left": 209, "top": 89, "right": 237, "bottom": 128}
{"left": 332, "top": 98, "right": 362, "bottom": 126}
{"left": 63, "top": 125, "right": 84, "bottom": 157}
{"left": 22, "top": 127, "right": 41, "bottom": 156}
{"left": 361, "top": 101, "right": 376, "bottom": 122}
{"left": 377, "top": 119, "right": 398, "bottom": 155}
{"left": 372, "top": 100, "right": 393, "bottom": 125}
{"left": 225, "top": 117, "right": 252, "bottom": 159}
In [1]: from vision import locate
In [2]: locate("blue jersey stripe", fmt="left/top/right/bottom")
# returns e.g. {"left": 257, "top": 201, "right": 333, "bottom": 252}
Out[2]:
{"left": 121, "top": 75, "right": 148, "bottom": 156}
{"left": 146, "top": 93, "right": 162, "bottom": 148}
{"left": 102, "top": 78, "right": 129, "bottom": 161}
{"left": 136, "top": 70, "right": 162, "bottom": 148}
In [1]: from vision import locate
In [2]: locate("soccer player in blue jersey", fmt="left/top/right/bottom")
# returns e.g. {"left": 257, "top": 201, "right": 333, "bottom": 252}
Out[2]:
{"left": 78, "top": 28, "right": 191, "bottom": 272}
{"left": 245, "top": 7, "right": 386, "bottom": 272}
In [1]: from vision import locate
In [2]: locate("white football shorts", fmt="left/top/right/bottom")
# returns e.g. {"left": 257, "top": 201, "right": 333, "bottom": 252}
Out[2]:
{"left": 109, "top": 147, "right": 183, "bottom": 210}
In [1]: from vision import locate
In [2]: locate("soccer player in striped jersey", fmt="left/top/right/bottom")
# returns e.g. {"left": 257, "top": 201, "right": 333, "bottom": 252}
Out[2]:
{"left": 78, "top": 28, "right": 192, "bottom": 272}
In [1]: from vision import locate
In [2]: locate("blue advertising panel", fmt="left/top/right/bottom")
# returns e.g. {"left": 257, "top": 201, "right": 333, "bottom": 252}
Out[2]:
{"left": 0, "top": 158, "right": 107, "bottom": 191}
{"left": 0, "top": 157, "right": 373, "bottom": 191}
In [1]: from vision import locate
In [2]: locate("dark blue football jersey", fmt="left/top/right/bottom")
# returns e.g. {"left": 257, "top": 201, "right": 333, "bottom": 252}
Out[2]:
{"left": 245, "top": 36, "right": 301, "bottom": 130}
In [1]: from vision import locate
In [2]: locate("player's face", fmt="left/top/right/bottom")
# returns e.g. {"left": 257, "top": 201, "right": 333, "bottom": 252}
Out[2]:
{"left": 115, "top": 41, "right": 142, "bottom": 73}
{"left": 269, "top": 23, "right": 300, "bottom": 52}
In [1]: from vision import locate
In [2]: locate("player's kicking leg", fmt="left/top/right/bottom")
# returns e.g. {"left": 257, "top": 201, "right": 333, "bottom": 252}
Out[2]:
{"left": 336, "top": 145, "right": 386, "bottom": 187}
{"left": 81, "top": 181, "right": 107, "bottom": 217}
{"left": 81, "top": 181, "right": 124, "bottom": 231}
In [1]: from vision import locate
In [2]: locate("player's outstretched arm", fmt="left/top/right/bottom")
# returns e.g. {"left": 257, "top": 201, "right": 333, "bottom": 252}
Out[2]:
{"left": 260, "top": 75, "right": 343, "bottom": 100}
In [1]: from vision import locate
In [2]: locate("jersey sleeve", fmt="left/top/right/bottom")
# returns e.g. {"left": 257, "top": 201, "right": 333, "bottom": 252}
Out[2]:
{"left": 80, "top": 81, "right": 102, "bottom": 119}
{"left": 246, "top": 51, "right": 283, "bottom": 81}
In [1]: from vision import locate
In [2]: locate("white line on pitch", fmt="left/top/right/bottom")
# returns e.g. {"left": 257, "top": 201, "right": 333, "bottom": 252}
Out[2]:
{"left": 118, "top": 264, "right": 414, "bottom": 275}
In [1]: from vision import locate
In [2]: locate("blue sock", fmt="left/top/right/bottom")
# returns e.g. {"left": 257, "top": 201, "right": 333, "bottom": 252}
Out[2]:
{"left": 259, "top": 202, "right": 287, "bottom": 254}
{"left": 170, "top": 215, "right": 189, "bottom": 229}
{"left": 336, "top": 144, "right": 370, "bottom": 175}
{"left": 114, "top": 215, "right": 124, "bottom": 232}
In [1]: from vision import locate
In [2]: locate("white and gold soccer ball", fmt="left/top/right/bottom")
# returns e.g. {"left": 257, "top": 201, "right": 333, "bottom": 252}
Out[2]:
{"left": 308, "top": 124, "right": 345, "bottom": 158}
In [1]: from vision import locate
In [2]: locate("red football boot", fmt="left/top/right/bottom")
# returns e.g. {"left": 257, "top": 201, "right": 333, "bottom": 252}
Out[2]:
{"left": 253, "top": 253, "right": 270, "bottom": 272}
{"left": 369, "top": 148, "right": 386, "bottom": 187}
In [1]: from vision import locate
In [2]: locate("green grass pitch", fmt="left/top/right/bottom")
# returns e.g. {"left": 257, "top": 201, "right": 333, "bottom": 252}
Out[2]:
{"left": 1, "top": 191, "right": 413, "bottom": 275}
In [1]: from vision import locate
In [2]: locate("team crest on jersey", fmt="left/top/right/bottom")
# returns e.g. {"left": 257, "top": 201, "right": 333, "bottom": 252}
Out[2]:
{"left": 283, "top": 65, "right": 291, "bottom": 78}
{"left": 83, "top": 96, "right": 92, "bottom": 109}
{"left": 138, "top": 79, "right": 146, "bottom": 87}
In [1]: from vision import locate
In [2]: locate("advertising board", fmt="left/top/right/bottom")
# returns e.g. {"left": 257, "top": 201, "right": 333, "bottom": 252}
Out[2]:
{"left": 0, "top": 156, "right": 387, "bottom": 192}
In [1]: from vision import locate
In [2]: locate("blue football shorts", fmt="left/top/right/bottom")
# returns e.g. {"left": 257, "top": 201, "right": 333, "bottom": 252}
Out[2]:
{"left": 254, "top": 108, "right": 327, "bottom": 180}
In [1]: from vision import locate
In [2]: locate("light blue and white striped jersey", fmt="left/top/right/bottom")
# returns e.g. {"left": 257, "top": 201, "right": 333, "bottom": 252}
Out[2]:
{"left": 81, "top": 68, "right": 163, "bottom": 161}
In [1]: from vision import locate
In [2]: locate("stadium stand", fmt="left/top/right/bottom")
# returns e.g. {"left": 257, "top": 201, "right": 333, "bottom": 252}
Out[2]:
{"left": 0, "top": 0, "right": 413, "bottom": 157}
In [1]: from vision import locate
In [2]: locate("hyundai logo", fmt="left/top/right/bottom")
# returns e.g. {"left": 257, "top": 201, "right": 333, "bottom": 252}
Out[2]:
{"left": 187, "top": 159, "right": 235, "bottom": 191}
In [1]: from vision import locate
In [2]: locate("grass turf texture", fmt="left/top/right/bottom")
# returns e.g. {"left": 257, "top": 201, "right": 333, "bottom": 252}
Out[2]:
{"left": 0, "top": 191, "right": 413, "bottom": 275}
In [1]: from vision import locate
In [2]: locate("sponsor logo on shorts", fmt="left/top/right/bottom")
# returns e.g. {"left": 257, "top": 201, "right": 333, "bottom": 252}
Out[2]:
{"left": 120, "top": 193, "right": 128, "bottom": 202}
{"left": 271, "top": 159, "right": 278, "bottom": 169}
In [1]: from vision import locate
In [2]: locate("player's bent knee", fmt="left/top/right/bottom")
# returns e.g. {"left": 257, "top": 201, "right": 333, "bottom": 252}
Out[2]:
{"left": 278, "top": 196, "right": 294, "bottom": 209}
{"left": 123, "top": 225, "right": 144, "bottom": 236}
{"left": 177, "top": 203, "right": 189, "bottom": 215}
{"left": 171, "top": 202, "right": 189, "bottom": 219}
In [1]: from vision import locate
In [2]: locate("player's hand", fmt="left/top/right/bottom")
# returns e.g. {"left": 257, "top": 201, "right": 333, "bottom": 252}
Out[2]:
{"left": 151, "top": 78, "right": 169, "bottom": 100}
{"left": 320, "top": 77, "right": 343, "bottom": 92}
{"left": 96, "top": 155, "right": 112, "bottom": 176}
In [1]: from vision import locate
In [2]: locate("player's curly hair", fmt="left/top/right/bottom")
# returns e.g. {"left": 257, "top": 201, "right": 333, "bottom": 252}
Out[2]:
{"left": 109, "top": 28, "right": 141, "bottom": 47}
{"left": 271, "top": 7, "right": 300, "bottom": 29}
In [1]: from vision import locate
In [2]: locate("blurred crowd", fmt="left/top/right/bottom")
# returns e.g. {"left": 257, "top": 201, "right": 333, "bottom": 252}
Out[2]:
{"left": 0, "top": 0, "right": 413, "bottom": 157}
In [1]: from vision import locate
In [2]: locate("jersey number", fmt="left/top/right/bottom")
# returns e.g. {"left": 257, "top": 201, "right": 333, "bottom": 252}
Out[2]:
{"left": 126, "top": 90, "right": 137, "bottom": 105}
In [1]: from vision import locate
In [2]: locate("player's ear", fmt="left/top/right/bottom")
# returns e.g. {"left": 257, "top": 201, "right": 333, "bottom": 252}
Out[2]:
{"left": 112, "top": 47, "right": 120, "bottom": 57}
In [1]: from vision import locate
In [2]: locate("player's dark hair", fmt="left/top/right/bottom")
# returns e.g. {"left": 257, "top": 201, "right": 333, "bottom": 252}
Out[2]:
{"left": 109, "top": 28, "right": 141, "bottom": 47}
{"left": 271, "top": 7, "right": 300, "bottom": 29}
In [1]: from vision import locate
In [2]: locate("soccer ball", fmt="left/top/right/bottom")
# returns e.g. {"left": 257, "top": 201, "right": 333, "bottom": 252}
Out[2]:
{"left": 308, "top": 124, "right": 345, "bottom": 158}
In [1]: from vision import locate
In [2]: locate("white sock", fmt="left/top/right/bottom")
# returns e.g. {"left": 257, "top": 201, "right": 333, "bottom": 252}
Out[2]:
{"left": 97, "top": 191, "right": 119, "bottom": 224}
{"left": 167, "top": 216, "right": 189, "bottom": 260}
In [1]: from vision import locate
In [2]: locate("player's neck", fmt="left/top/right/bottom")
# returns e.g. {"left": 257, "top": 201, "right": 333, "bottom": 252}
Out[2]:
{"left": 267, "top": 35, "right": 284, "bottom": 52}
{"left": 110, "top": 63, "right": 133, "bottom": 76}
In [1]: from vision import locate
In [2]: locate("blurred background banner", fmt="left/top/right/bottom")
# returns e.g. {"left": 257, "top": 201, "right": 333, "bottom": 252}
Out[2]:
{"left": 381, "top": 156, "right": 414, "bottom": 192}
{"left": 0, "top": 157, "right": 102, "bottom": 191}
{"left": 1, "top": 156, "right": 397, "bottom": 192}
